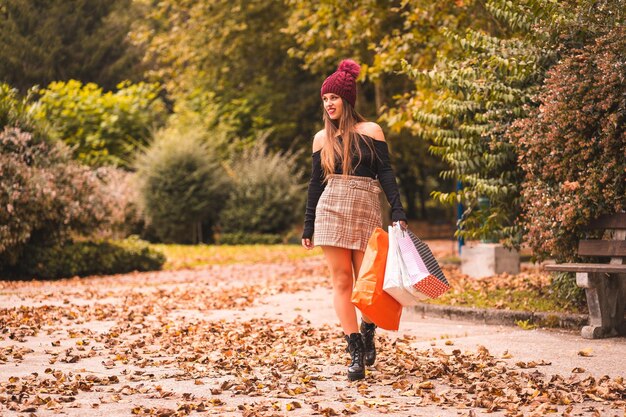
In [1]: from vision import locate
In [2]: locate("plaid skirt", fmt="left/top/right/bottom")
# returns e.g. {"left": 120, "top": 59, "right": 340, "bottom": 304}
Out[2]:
{"left": 314, "top": 174, "right": 383, "bottom": 252}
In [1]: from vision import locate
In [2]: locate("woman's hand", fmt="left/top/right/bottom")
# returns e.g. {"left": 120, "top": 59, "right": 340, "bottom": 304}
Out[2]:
{"left": 302, "top": 238, "right": 314, "bottom": 250}
{"left": 393, "top": 220, "right": 408, "bottom": 231}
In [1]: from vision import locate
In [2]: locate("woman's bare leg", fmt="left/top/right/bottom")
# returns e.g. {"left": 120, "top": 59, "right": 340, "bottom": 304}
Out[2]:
{"left": 351, "top": 248, "right": 377, "bottom": 365}
{"left": 350, "top": 249, "right": 373, "bottom": 324}
{"left": 321, "top": 246, "right": 358, "bottom": 334}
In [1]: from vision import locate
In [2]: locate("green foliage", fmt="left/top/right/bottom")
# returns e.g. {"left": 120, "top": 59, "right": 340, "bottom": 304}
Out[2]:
{"left": 219, "top": 139, "right": 305, "bottom": 236}
{"left": 134, "top": 127, "right": 230, "bottom": 244}
{"left": 0, "top": 83, "right": 24, "bottom": 128}
{"left": 400, "top": 0, "right": 571, "bottom": 244}
{"left": 0, "top": 83, "right": 43, "bottom": 134}
{"left": 284, "top": 1, "right": 491, "bottom": 220}
{"left": 510, "top": 26, "right": 626, "bottom": 261}
{"left": 0, "top": 127, "right": 112, "bottom": 269}
{"left": 398, "top": 0, "right": 625, "bottom": 246}
{"left": 0, "top": 0, "right": 143, "bottom": 91}
{"left": 11, "top": 237, "right": 165, "bottom": 279}
{"left": 33, "top": 80, "right": 167, "bottom": 167}
{"left": 135, "top": 0, "right": 320, "bottom": 153}
{"left": 390, "top": 130, "right": 452, "bottom": 219}
{"left": 284, "top": 0, "right": 390, "bottom": 74}
{"left": 514, "top": 319, "right": 538, "bottom": 330}
{"left": 549, "top": 272, "right": 586, "bottom": 309}
{"left": 372, "top": 1, "right": 493, "bottom": 221}
{"left": 218, "top": 233, "right": 283, "bottom": 246}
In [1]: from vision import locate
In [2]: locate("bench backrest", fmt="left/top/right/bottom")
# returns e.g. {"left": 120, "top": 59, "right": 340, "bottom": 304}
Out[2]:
{"left": 579, "top": 213, "right": 626, "bottom": 258}
{"left": 586, "top": 213, "right": 626, "bottom": 230}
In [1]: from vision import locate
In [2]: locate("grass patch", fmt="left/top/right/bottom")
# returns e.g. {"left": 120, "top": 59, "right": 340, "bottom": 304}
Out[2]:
{"left": 425, "top": 266, "right": 587, "bottom": 315}
{"left": 152, "top": 243, "right": 323, "bottom": 270}
{"left": 439, "top": 255, "right": 461, "bottom": 265}
{"left": 152, "top": 244, "right": 586, "bottom": 316}
{"left": 514, "top": 319, "right": 538, "bottom": 330}
{"left": 428, "top": 288, "right": 578, "bottom": 313}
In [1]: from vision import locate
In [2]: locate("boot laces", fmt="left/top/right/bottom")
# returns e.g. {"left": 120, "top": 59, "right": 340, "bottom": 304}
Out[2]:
{"left": 347, "top": 335, "right": 364, "bottom": 366}
{"left": 351, "top": 347, "right": 363, "bottom": 366}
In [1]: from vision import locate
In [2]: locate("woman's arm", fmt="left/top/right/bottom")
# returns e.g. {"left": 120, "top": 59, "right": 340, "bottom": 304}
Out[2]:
{"left": 359, "top": 123, "right": 408, "bottom": 226}
{"left": 302, "top": 131, "right": 326, "bottom": 248}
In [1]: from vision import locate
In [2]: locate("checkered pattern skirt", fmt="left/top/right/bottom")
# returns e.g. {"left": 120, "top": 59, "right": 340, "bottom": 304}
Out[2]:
{"left": 314, "top": 174, "right": 383, "bottom": 252}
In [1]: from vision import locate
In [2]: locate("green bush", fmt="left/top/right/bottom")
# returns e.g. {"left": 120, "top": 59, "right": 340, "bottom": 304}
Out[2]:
{"left": 33, "top": 80, "right": 167, "bottom": 167}
{"left": 134, "top": 127, "right": 230, "bottom": 244}
{"left": 218, "top": 232, "right": 283, "bottom": 245}
{"left": 0, "top": 83, "right": 42, "bottom": 134}
{"left": 12, "top": 237, "right": 165, "bottom": 279}
{"left": 0, "top": 127, "right": 112, "bottom": 268}
{"left": 549, "top": 272, "right": 586, "bottom": 309}
{"left": 219, "top": 140, "right": 305, "bottom": 235}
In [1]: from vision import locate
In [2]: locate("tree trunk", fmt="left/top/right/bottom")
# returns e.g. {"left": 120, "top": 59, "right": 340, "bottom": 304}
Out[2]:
{"left": 418, "top": 185, "right": 428, "bottom": 219}
{"left": 403, "top": 185, "right": 417, "bottom": 219}
{"left": 374, "top": 79, "right": 384, "bottom": 114}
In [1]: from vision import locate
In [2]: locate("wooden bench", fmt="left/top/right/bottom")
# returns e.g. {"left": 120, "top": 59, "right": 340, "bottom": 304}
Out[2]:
{"left": 545, "top": 213, "right": 626, "bottom": 339}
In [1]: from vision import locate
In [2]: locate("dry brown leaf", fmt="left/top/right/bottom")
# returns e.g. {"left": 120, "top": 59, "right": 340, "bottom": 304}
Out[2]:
{"left": 286, "top": 401, "right": 301, "bottom": 411}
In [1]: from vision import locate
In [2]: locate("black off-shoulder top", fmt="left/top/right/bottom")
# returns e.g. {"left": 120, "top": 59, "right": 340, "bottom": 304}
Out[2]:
{"left": 302, "top": 134, "right": 407, "bottom": 240}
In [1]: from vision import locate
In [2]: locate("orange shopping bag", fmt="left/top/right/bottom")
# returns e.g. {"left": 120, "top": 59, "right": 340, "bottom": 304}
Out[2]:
{"left": 351, "top": 227, "right": 402, "bottom": 331}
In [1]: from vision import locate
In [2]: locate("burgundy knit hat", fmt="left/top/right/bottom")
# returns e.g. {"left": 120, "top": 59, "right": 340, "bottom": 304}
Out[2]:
{"left": 320, "top": 59, "right": 361, "bottom": 108}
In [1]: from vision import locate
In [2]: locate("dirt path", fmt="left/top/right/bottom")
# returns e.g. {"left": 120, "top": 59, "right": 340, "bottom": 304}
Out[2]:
{"left": 0, "top": 257, "right": 624, "bottom": 416}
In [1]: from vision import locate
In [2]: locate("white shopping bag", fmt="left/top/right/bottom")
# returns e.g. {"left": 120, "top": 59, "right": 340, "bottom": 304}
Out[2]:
{"left": 383, "top": 225, "right": 421, "bottom": 306}
{"left": 396, "top": 228, "right": 431, "bottom": 280}
{"left": 396, "top": 228, "right": 450, "bottom": 299}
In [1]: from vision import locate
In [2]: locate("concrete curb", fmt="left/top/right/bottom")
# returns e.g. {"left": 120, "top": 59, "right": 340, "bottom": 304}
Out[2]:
{"left": 404, "top": 303, "right": 588, "bottom": 329}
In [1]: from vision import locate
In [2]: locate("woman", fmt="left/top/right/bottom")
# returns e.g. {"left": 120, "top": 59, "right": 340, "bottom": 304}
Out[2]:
{"left": 301, "top": 59, "right": 408, "bottom": 381}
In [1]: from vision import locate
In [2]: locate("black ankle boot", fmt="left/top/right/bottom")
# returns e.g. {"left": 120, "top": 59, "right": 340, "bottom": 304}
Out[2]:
{"left": 344, "top": 333, "right": 365, "bottom": 381}
{"left": 360, "top": 321, "right": 376, "bottom": 366}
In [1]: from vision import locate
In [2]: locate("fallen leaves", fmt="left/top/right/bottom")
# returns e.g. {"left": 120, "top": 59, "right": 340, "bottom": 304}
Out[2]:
{"left": 578, "top": 348, "right": 594, "bottom": 357}
{"left": 285, "top": 400, "right": 301, "bottom": 411}
{"left": 0, "top": 345, "right": 33, "bottom": 363}
{"left": 0, "top": 257, "right": 624, "bottom": 417}
{"left": 426, "top": 264, "right": 587, "bottom": 314}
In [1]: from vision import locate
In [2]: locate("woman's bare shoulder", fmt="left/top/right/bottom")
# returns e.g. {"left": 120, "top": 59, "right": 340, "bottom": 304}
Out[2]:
{"left": 312, "top": 129, "right": 326, "bottom": 153}
{"left": 356, "top": 121, "right": 385, "bottom": 141}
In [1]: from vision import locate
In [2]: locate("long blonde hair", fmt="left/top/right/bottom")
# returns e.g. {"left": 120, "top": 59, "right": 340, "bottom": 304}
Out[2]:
{"left": 320, "top": 99, "right": 375, "bottom": 179}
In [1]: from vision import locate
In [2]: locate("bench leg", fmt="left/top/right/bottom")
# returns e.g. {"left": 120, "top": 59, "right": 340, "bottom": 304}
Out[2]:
{"left": 576, "top": 272, "right": 626, "bottom": 339}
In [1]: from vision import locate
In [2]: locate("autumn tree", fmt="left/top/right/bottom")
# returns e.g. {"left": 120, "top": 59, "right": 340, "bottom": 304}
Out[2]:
{"left": 398, "top": 0, "right": 626, "bottom": 244}
{"left": 397, "top": 1, "right": 555, "bottom": 243}
{"left": 0, "top": 0, "right": 143, "bottom": 92}
{"left": 373, "top": 1, "right": 495, "bottom": 220}
{"left": 284, "top": 0, "right": 491, "bottom": 219}
{"left": 133, "top": 0, "right": 320, "bottom": 154}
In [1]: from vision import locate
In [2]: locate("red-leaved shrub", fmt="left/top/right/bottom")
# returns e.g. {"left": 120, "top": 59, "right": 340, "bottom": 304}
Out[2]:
{"left": 510, "top": 27, "right": 625, "bottom": 261}
{"left": 93, "top": 167, "right": 144, "bottom": 239}
{"left": 0, "top": 127, "right": 112, "bottom": 268}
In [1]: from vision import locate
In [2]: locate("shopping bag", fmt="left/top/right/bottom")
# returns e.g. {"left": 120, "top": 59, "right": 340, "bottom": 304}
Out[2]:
{"left": 382, "top": 225, "right": 421, "bottom": 306}
{"left": 396, "top": 229, "right": 450, "bottom": 299}
{"left": 351, "top": 227, "right": 402, "bottom": 331}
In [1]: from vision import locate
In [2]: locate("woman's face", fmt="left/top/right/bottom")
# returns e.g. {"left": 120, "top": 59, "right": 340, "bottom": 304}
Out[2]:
{"left": 322, "top": 93, "right": 343, "bottom": 120}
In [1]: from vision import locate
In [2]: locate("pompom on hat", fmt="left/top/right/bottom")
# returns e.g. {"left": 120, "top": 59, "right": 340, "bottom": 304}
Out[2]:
{"left": 320, "top": 59, "right": 361, "bottom": 108}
